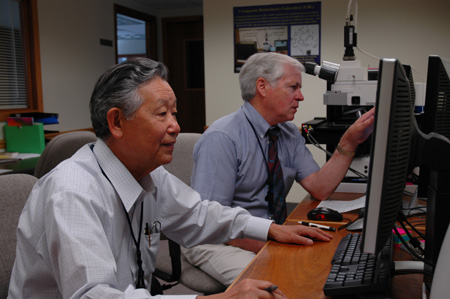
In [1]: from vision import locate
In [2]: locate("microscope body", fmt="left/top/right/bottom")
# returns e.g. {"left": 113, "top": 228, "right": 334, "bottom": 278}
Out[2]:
{"left": 302, "top": 59, "right": 376, "bottom": 188}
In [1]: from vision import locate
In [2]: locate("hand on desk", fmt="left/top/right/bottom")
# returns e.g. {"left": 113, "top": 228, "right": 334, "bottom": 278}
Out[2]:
{"left": 199, "top": 279, "right": 286, "bottom": 298}
{"left": 268, "top": 223, "right": 333, "bottom": 245}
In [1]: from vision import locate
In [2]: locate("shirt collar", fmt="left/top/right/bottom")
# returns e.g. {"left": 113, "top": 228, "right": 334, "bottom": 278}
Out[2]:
{"left": 93, "top": 139, "right": 155, "bottom": 212}
{"left": 242, "top": 101, "right": 272, "bottom": 139}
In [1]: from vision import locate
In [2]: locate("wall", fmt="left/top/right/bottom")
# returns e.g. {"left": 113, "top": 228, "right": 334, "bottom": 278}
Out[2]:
{"left": 203, "top": 0, "right": 450, "bottom": 202}
{"left": 21, "top": 0, "right": 450, "bottom": 202}
{"left": 36, "top": 0, "right": 201, "bottom": 133}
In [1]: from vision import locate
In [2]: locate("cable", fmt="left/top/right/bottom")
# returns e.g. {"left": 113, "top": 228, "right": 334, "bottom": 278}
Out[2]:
{"left": 339, "top": 215, "right": 361, "bottom": 231}
{"left": 392, "top": 225, "right": 433, "bottom": 267}
{"left": 356, "top": 46, "right": 380, "bottom": 61}
{"left": 398, "top": 212, "right": 426, "bottom": 241}
{"left": 303, "top": 125, "right": 367, "bottom": 178}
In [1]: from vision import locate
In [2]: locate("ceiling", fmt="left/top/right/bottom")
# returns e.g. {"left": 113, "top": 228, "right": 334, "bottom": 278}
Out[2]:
{"left": 136, "top": 0, "right": 202, "bottom": 10}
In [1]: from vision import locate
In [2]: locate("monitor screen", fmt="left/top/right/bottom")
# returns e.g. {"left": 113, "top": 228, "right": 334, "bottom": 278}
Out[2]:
{"left": 360, "top": 58, "right": 414, "bottom": 255}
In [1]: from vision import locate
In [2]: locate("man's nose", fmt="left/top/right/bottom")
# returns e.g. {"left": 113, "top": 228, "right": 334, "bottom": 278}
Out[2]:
{"left": 297, "top": 89, "right": 305, "bottom": 101}
{"left": 168, "top": 114, "right": 180, "bottom": 135}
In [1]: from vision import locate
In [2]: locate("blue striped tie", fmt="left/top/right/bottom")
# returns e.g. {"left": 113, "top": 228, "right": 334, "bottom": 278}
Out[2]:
{"left": 267, "top": 127, "right": 287, "bottom": 224}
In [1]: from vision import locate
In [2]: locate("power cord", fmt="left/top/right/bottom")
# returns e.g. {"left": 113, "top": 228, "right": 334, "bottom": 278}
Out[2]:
{"left": 392, "top": 212, "right": 434, "bottom": 268}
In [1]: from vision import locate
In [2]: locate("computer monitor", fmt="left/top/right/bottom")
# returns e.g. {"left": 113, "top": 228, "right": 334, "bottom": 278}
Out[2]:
{"left": 421, "top": 55, "right": 450, "bottom": 138}
{"left": 413, "top": 56, "right": 450, "bottom": 285}
{"left": 417, "top": 56, "right": 450, "bottom": 198}
{"left": 360, "top": 58, "right": 414, "bottom": 255}
{"left": 360, "top": 57, "right": 450, "bottom": 290}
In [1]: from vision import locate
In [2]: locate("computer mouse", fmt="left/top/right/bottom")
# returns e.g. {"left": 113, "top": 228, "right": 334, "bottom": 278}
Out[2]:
{"left": 307, "top": 207, "right": 343, "bottom": 222}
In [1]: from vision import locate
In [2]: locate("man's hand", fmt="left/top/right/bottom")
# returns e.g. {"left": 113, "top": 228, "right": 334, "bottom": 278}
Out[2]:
{"left": 199, "top": 278, "right": 287, "bottom": 298}
{"left": 339, "top": 107, "right": 375, "bottom": 152}
{"left": 267, "top": 223, "right": 333, "bottom": 245}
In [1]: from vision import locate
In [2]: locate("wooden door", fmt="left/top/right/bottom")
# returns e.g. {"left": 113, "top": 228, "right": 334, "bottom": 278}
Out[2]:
{"left": 162, "top": 16, "right": 205, "bottom": 133}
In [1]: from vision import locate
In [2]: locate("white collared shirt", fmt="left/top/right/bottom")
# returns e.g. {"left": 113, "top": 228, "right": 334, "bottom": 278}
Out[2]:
{"left": 9, "top": 139, "right": 271, "bottom": 299}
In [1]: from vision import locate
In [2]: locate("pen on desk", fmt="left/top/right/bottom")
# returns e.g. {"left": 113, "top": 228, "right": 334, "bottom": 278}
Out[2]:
{"left": 263, "top": 285, "right": 278, "bottom": 293}
{"left": 298, "top": 221, "right": 336, "bottom": 232}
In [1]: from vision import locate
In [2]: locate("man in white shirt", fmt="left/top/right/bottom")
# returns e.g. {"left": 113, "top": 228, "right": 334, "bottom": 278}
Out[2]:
{"left": 8, "top": 58, "right": 331, "bottom": 299}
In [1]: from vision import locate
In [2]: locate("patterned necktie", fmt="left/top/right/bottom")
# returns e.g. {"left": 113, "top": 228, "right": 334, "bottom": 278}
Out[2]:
{"left": 267, "top": 127, "right": 287, "bottom": 224}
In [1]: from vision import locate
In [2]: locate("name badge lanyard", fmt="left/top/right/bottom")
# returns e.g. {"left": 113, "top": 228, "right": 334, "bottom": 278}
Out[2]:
{"left": 243, "top": 113, "right": 275, "bottom": 220}
{"left": 92, "top": 145, "right": 146, "bottom": 289}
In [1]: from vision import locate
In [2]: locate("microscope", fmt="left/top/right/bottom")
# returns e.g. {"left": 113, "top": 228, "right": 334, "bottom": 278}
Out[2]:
{"left": 301, "top": 15, "right": 375, "bottom": 190}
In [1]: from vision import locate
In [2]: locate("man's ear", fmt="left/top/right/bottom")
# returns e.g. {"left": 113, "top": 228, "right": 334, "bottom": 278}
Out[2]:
{"left": 106, "top": 108, "right": 124, "bottom": 138}
{"left": 256, "top": 77, "right": 268, "bottom": 97}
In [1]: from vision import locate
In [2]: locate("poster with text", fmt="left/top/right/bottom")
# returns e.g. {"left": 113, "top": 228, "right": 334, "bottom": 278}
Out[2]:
{"left": 233, "top": 2, "right": 321, "bottom": 72}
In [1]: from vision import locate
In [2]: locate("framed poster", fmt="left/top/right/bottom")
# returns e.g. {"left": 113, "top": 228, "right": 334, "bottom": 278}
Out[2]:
{"left": 233, "top": 2, "right": 321, "bottom": 72}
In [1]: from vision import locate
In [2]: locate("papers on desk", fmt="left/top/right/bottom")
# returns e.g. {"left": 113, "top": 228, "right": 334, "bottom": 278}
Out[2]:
{"left": 0, "top": 153, "right": 40, "bottom": 164}
{"left": 16, "top": 153, "right": 41, "bottom": 159}
{"left": 317, "top": 195, "right": 366, "bottom": 213}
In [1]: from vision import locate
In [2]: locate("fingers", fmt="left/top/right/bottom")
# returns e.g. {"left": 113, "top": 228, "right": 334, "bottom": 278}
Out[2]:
{"left": 358, "top": 107, "right": 375, "bottom": 122}
{"left": 232, "top": 279, "right": 287, "bottom": 298}
{"left": 288, "top": 225, "right": 333, "bottom": 245}
{"left": 272, "top": 288, "right": 287, "bottom": 298}
{"left": 301, "top": 226, "right": 333, "bottom": 241}
{"left": 268, "top": 223, "right": 333, "bottom": 247}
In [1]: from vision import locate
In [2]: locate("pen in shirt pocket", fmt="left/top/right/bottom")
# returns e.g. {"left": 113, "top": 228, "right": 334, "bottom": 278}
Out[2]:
{"left": 145, "top": 221, "right": 161, "bottom": 234}
{"left": 145, "top": 221, "right": 161, "bottom": 247}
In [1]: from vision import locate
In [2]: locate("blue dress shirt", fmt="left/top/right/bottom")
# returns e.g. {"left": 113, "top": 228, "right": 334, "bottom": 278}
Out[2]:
{"left": 191, "top": 101, "right": 320, "bottom": 219}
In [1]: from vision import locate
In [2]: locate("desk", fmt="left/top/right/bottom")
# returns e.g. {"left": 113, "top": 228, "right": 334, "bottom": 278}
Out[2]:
{"left": 230, "top": 193, "right": 424, "bottom": 298}
{"left": 0, "top": 157, "right": 39, "bottom": 175}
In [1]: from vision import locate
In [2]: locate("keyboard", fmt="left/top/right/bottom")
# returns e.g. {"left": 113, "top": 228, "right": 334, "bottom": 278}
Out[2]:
{"left": 323, "top": 233, "right": 393, "bottom": 296}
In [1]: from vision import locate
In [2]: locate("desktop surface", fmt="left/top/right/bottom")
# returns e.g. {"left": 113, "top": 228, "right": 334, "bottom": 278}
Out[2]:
{"left": 229, "top": 193, "right": 424, "bottom": 298}
{"left": 0, "top": 157, "right": 39, "bottom": 175}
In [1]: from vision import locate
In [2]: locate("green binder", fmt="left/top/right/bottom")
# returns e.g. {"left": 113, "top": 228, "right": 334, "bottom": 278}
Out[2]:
{"left": 4, "top": 123, "right": 45, "bottom": 153}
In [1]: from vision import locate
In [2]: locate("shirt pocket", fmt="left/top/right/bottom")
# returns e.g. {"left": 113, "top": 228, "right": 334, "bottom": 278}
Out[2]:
{"left": 143, "top": 231, "right": 160, "bottom": 275}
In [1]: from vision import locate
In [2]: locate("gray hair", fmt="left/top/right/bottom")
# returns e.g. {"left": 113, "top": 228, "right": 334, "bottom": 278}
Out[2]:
{"left": 239, "top": 52, "right": 305, "bottom": 101}
{"left": 90, "top": 58, "right": 169, "bottom": 139}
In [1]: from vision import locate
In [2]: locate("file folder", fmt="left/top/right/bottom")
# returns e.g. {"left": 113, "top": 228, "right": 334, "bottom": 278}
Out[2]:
{"left": 4, "top": 123, "right": 45, "bottom": 153}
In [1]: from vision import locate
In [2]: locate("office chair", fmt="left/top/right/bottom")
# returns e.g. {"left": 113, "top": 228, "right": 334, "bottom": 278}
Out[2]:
{"left": 0, "top": 174, "right": 38, "bottom": 298}
{"left": 155, "top": 132, "right": 226, "bottom": 295}
{"left": 34, "top": 131, "right": 97, "bottom": 178}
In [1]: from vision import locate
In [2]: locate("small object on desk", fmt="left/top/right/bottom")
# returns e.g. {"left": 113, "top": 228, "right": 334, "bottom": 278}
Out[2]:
{"left": 392, "top": 228, "right": 411, "bottom": 248}
{"left": 345, "top": 218, "right": 364, "bottom": 231}
{"left": 263, "top": 285, "right": 278, "bottom": 293}
{"left": 0, "top": 152, "right": 19, "bottom": 159}
{"left": 307, "top": 207, "right": 343, "bottom": 222}
{"left": 299, "top": 221, "right": 336, "bottom": 232}
{"left": 317, "top": 195, "right": 366, "bottom": 213}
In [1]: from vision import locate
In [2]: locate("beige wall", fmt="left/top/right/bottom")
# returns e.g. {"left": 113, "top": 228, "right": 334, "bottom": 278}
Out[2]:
{"left": 203, "top": 0, "right": 450, "bottom": 202}
{"left": 36, "top": 0, "right": 201, "bottom": 133}
{"left": 22, "top": 0, "right": 450, "bottom": 202}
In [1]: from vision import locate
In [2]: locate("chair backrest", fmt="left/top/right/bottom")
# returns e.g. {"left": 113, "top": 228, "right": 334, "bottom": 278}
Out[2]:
{"left": 34, "top": 131, "right": 97, "bottom": 178}
{"left": 0, "top": 174, "right": 38, "bottom": 298}
{"left": 163, "top": 132, "right": 202, "bottom": 185}
{"left": 155, "top": 132, "right": 226, "bottom": 294}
